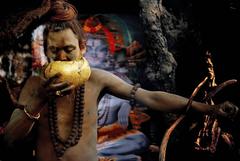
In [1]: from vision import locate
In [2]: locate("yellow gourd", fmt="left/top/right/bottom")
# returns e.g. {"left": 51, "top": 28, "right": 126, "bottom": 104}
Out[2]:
{"left": 44, "top": 57, "right": 91, "bottom": 87}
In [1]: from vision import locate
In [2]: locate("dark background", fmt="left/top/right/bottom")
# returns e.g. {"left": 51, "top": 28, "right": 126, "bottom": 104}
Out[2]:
{"left": 0, "top": 1, "right": 240, "bottom": 161}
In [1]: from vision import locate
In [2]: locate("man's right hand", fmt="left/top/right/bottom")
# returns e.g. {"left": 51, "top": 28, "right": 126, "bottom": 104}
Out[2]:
{"left": 43, "top": 73, "right": 75, "bottom": 97}
{"left": 216, "top": 101, "right": 239, "bottom": 120}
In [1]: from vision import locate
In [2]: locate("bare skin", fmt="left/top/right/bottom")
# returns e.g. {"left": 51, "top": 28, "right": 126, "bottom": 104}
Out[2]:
{"left": 4, "top": 28, "right": 238, "bottom": 161}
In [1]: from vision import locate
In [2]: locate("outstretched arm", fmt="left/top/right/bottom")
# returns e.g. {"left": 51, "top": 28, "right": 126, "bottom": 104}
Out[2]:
{"left": 95, "top": 69, "right": 238, "bottom": 118}
{"left": 135, "top": 86, "right": 238, "bottom": 119}
{"left": 135, "top": 88, "right": 208, "bottom": 113}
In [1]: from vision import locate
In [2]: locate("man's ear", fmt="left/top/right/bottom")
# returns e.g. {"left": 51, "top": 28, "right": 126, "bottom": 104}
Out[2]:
{"left": 80, "top": 46, "right": 86, "bottom": 56}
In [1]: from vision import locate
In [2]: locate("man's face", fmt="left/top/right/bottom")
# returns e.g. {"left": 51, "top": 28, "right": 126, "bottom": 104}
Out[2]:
{"left": 46, "top": 28, "right": 83, "bottom": 62}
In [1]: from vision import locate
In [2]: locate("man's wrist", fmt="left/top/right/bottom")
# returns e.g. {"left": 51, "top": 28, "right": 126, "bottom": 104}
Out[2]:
{"left": 23, "top": 105, "right": 41, "bottom": 121}
{"left": 208, "top": 104, "right": 219, "bottom": 115}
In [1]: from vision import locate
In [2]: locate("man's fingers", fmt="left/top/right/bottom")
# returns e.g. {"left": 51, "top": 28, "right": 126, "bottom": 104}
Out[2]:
{"left": 48, "top": 81, "right": 69, "bottom": 91}
{"left": 229, "top": 105, "right": 239, "bottom": 119}
{"left": 219, "top": 101, "right": 239, "bottom": 120}
{"left": 43, "top": 73, "right": 62, "bottom": 87}
{"left": 57, "top": 84, "right": 76, "bottom": 96}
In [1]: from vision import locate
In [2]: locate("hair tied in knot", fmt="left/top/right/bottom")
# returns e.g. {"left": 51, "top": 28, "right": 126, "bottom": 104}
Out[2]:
{"left": 50, "top": 0, "right": 78, "bottom": 21}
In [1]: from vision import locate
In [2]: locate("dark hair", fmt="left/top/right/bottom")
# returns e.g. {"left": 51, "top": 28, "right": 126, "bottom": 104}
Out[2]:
{"left": 43, "top": 20, "right": 86, "bottom": 52}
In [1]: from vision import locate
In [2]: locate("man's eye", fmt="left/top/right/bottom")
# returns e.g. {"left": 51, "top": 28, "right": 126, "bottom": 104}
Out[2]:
{"left": 64, "top": 46, "right": 75, "bottom": 53}
{"left": 49, "top": 47, "right": 57, "bottom": 53}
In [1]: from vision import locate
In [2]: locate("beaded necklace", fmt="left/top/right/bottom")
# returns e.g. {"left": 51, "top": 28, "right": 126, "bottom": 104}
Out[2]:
{"left": 48, "top": 85, "right": 85, "bottom": 160}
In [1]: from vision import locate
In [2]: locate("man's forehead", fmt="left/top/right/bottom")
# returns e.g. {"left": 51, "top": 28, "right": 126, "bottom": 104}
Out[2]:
{"left": 47, "top": 29, "right": 78, "bottom": 46}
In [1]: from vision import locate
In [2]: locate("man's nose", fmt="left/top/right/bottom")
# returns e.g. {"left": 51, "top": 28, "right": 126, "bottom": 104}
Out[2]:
{"left": 57, "top": 50, "right": 68, "bottom": 61}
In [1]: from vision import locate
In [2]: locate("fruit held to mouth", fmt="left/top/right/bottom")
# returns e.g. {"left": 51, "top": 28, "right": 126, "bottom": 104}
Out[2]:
{"left": 44, "top": 58, "right": 91, "bottom": 87}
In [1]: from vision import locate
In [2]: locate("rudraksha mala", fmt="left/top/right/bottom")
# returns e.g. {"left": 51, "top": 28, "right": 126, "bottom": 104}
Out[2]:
{"left": 130, "top": 83, "right": 140, "bottom": 106}
{"left": 48, "top": 85, "right": 85, "bottom": 159}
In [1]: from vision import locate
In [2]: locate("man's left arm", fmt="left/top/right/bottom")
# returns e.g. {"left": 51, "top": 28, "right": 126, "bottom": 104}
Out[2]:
{"left": 99, "top": 69, "right": 238, "bottom": 119}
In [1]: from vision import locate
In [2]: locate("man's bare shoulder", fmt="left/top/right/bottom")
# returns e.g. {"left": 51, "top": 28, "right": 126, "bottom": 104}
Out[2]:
{"left": 90, "top": 68, "right": 112, "bottom": 74}
{"left": 88, "top": 68, "right": 120, "bottom": 88}
{"left": 89, "top": 68, "right": 113, "bottom": 80}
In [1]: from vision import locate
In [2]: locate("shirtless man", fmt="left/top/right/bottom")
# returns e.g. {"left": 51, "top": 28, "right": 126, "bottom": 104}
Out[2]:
{"left": 3, "top": 1, "right": 238, "bottom": 161}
